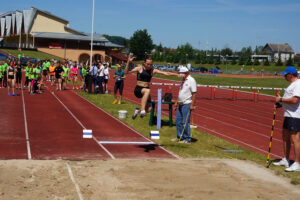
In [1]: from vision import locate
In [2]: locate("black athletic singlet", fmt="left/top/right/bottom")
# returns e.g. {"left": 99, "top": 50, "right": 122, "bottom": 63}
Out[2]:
{"left": 137, "top": 67, "right": 153, "bottom": 83}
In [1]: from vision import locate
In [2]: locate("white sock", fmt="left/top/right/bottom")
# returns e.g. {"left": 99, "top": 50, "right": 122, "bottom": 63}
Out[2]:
{"left": 140, "top": 110, "right": 146, "bottom": 115}
{"left": 134, "top": 108, "right": 139, "bottom": 115}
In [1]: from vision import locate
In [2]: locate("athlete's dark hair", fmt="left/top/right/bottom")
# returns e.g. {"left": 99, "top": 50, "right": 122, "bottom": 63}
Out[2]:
{"left": 144, "top": 55, "right": 153, "bottom": 62}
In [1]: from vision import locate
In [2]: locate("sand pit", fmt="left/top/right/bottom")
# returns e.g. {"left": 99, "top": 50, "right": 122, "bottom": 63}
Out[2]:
{"left": 0, "top": 159, "right": 299, "bottom": 200}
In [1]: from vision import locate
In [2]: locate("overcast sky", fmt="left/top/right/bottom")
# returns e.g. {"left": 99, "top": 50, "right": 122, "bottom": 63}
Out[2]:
{"left": 1, "top": 0, "right": 300, "bottom": 53}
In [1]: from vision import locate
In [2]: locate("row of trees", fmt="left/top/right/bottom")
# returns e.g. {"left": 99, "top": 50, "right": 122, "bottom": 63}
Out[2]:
{"left": 105, "top": 29, "right": 297, "bottom": 66}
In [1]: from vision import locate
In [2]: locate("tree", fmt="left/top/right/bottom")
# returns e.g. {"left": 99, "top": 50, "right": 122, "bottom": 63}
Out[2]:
{"left": 253, "top": 57, "right": 260, "bottom": 66}
{"left": 220, "top": 48, "right": 233, "bottom": 56}
{"left": 195, "top": 53, "right": 201, "bottom": 64}
{"left": 276, "top": 55, "right": 283, "bottom": 66}
{"left": 263, "top": 58, "right": 270, "bottom": 66}
{"left": 246, "top": 56, "right": 252, "bottom": 66}
{"left": 286, "top": 55, "right": 294, "bottom": 66}
{"left": 103, "top": 35, "right": 129, "bottom": 47}
{"left": 231, "top": 55, "right": 237, "bottom": 65}
{"left": 215, "top": 54, "right": 221, "bottom": 65}
{"left": 129, "top": 29, "right": 154, "bottom": 60}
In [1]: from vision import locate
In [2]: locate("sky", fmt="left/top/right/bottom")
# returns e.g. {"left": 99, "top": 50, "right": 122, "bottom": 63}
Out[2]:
{"left": 1, "top": 0, "right": 300, "bottom": 53}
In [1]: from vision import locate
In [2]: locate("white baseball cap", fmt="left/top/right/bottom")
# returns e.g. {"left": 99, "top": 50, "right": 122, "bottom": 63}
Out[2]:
{"left": 178, "top": 66, "right": 189, "bottom": 73}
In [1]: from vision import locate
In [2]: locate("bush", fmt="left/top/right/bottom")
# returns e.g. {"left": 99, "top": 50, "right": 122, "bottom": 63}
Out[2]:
{"left": 276, "top": 57, "right": 283, "bottom": 66}
{"left": 286, "top": 56, "right": 294, "bottom": 66}
{"left": 263, "top": 59, "right": 270, "bottom": 66}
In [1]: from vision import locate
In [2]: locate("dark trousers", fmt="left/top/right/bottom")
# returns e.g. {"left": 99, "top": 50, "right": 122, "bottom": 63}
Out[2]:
{"left": 86, "top": 75, "right": 93, "bottom": 93}
{"left": 25, "top": 77, "right": 29, "bottom": 87}
{"left": 97, "top": 76, "right": 104, "bottom": 94}
{"left": 92, "top": 75, "right": 98, "bottom": 94}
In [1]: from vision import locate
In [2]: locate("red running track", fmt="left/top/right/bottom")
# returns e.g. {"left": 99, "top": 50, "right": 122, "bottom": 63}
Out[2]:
{"left": 0, "top": 80, "right": 176, "bottom": 160}
{"left": 107, "top": 71, "right": 293, "bottom": 160}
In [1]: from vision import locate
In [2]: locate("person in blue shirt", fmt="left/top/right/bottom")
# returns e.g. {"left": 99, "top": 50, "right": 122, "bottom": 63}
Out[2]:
{"left": 113, "top": 64, "right": 126, "bottom": 104}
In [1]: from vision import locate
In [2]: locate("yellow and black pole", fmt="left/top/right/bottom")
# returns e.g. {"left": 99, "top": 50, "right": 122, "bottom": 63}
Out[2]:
{"left": 266, "top": 103, "right": 282, "bottom": 168}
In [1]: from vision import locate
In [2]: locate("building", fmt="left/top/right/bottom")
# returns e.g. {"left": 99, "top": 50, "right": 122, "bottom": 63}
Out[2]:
{"left": 0, "top": 7, "right": 125, "bottom": 63}
{"left": 263, "top": 43, "right": 295, "bottom": 62}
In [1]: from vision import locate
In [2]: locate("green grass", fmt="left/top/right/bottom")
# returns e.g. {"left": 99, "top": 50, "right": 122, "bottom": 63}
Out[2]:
{"left": 78, "top": 91, "right": 300, "bottom": 184}
{"left": 0, "top": 48, "right": 63, "bottom": 61}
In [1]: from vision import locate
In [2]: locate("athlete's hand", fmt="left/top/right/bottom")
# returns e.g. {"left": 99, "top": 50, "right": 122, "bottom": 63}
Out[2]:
{"left": 128, "top": 53, "right": 135, "bottom": 63}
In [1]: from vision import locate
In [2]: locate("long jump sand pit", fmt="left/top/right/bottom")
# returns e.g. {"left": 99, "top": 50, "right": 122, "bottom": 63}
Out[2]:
{"left": 0, "top": 159, "right": 299, "bottom": 200}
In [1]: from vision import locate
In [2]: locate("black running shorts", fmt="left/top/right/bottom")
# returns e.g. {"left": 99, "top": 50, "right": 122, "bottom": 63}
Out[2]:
{"left": 283, "top": 117, "right": 300, "bottom": 132}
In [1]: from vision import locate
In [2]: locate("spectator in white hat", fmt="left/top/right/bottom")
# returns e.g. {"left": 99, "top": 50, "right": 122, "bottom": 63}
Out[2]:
{"left": 172, "top": 66, "right": 197, "bottom": 144}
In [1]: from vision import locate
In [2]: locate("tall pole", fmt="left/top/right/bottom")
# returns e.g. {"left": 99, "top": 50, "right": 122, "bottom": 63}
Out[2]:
{"left": 90, "top": 0, "right": 95, "bottom": 68}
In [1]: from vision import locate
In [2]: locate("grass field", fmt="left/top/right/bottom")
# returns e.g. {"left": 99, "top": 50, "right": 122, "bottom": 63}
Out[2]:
{"left": 0, "top": 48, "right": 63, "bottom": 61}
{"left": 78, "top": 91, "right": 300, "bottom": 185}
{"left": 153, "top": 61, "right": 300, "bottom": 74}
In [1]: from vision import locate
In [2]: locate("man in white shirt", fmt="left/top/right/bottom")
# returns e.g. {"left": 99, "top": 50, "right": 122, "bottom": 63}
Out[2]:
{"left": 274, "top": 66, "right": 300, "bottom": 172}
{"left": 96, "top": 63, "right": 105, "bottom": 94}
{"left": 173, "top": 66, "right": 197, "bottom": 144}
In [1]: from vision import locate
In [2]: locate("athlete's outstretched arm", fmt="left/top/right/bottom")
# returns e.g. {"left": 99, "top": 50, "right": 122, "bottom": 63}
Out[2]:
{"left": 153, "top": 69, "right": 184, "bottom": 78}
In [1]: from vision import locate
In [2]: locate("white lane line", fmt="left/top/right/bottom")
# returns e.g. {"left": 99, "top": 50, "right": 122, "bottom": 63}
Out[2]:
{"left": 51, "top": 92, "right": 115, "bottom": 160}
{"left": 73, "top": 92, "right": 180, "bottom": 159}
{"left": 66, "top": 163, "right": 84, "bottom": 200}
{"left": 21, "top": 88, "right": 32, "bottom": 160}
{"left": 194, "top": 122, "right": 281, "bottom": 158}
{"left": 99, "top": 141, "right": 155, "bottom": 145}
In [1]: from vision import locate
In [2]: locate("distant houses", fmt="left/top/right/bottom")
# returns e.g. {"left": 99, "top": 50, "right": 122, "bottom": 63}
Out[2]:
{"left": 263, "top": 43, "right": 295, "bottom": 62}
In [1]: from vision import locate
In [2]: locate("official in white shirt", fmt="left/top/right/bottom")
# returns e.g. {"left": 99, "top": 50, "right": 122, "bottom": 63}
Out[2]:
{"left": 173, "top": 66, "right": 197, "bottom": 143}
{"left": 274, "top": 66, "right": 300, "bottom": 172}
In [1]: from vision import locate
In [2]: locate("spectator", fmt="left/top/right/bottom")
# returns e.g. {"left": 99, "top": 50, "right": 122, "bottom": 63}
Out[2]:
{"left": 49, "top": 61, "right": 56, "bottom": 86}
{"left": 113, "top": 64, "right": 126, "bottom": 104}
{"left": 15, "top": 60, "right": 22, "bottom": 90}
{"left": 62, "top": 63, "right": 70, "bottom": 90}
{"left": 96, "top": 62, "right": 104, "bottom": 94}
{"left": 54, "top": 61, "right": 64, "bottom": 91}
{"left": 80, "top": 64, "right": 87, "bottom": 91}
{"left": 6, "top": 61, "right": 16, "bottom": 96}
{"left": 274, "top": 66, "right": 300, "bottom": 172}
{"left": 172, "top": 66, "right": 197, "bottom": 143}
{"left": 33, "top": 62, "right": 42, "bottom": 94}
{"left": 90, "top": 62, "right": 99, "bottom": 94}
{"left": 70, "top": 63, "right": 79, "bottom": 89}
{"left": 24, "top": 62, "right": 31, "bottom": 88}
{"left": 103, "top": 63, "right": 109, "bottom": 94}
{"left": 0, "top": 61, "right": 4, "bottom": 88}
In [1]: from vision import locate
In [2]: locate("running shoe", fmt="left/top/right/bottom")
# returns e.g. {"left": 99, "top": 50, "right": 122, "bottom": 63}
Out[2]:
{"left": 8, "top": 93, "right": 11, "bottom": 96}
{"left": 12, "top": 93, "right": 17, "bottom": 96}
{"left": 118, "top": 100, "right": 121, "bottom": 105}
{"left": 285, "top": 162, "right": 300, "bottom": 172}
{"left": 179, "top": 140, "right": 191, "bottom": 144}
{"left": 140, "top": 110, "right": 146, "bottom": 118}
{"left": 105, "top": 91, "right": 108, "bottom": 94}
{"left": 112, "top": 99, "right": 118, "bottom": 104}
{"left": 171, "top": 138, "right": 179, "bottom": 142}
{"left": 273, "top": 158, "right": 290, "bottom": 167}
{"left": 132, "top": 108, "right": 139, "bottom": 120}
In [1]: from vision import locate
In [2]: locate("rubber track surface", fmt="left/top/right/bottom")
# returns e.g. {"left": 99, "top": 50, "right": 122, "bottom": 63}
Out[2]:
{"left": 0, "top": 88, "right": 27, "bottom": 159}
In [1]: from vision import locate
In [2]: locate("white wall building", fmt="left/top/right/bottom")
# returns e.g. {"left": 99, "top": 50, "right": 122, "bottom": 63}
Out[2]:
{"left": 263, "top": 43, "right": 295, "bottom": 62}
